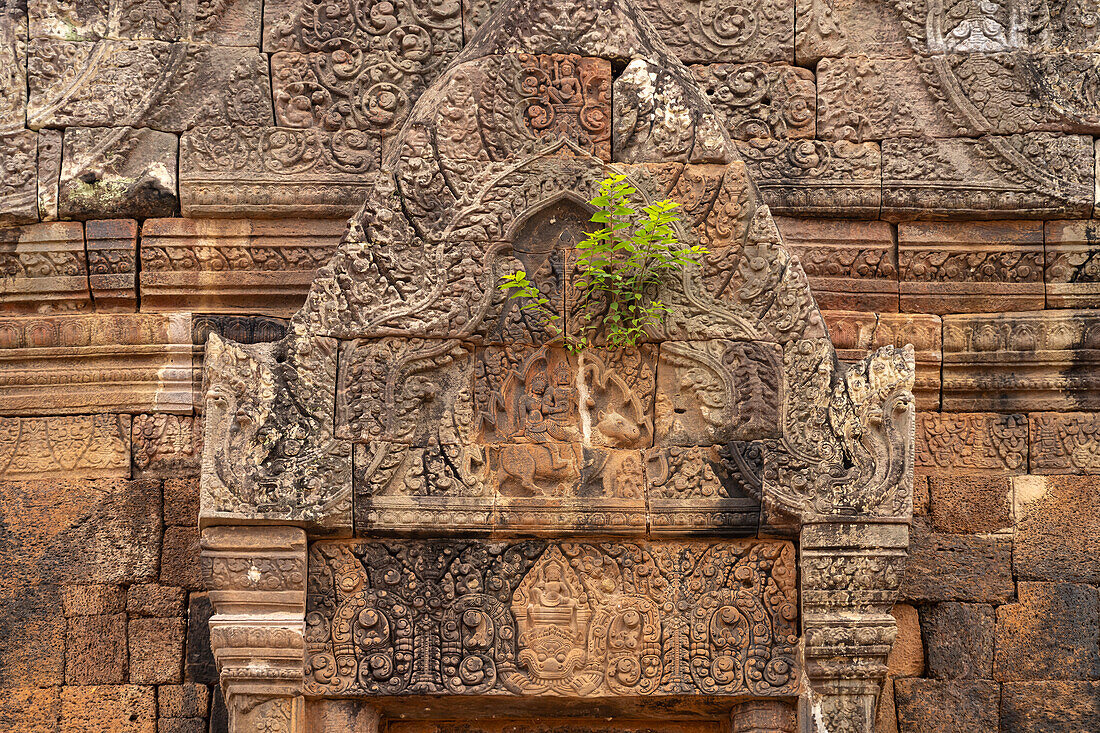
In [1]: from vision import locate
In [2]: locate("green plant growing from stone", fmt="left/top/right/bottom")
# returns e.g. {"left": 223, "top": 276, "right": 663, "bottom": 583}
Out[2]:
{"left": 500, "top": 175, "right": 708, "bottom": 351}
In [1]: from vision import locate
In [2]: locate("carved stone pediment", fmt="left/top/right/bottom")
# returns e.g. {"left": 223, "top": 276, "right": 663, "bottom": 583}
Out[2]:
{"left": 199, "top": 0, "right": 915, "bottom": 730}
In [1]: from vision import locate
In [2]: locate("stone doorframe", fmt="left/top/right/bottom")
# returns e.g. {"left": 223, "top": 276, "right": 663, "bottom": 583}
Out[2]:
{"left": 196, "top": 0, "right": 916, "bottom": 728}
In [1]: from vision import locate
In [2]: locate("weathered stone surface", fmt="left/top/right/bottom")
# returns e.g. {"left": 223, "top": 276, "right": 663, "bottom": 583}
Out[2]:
{"left": 161, "top": 526, "right": 202, "bottom": 591}
{"left": 60, "top": 685, "right": 156, "bottom": 733}
{"left": 162, "top": 478, "right": 199, "bottom": 527}
{"left": 180, "top": 126, "right": 378, "bottom": 217}
{"left": 132, "top": 415, "right": 202, "bottom": 478}
{"left": 0, "top": 222, "right": 89, "bottom": 312}
{"left": 655, "top": 340, "right": 780, "bottom": 445}
{"left": 826, "top": 312, "right": 940, "bottom": 409}
{"left": 900, "top": 521, "right": 1014, "bottom": 603}
{"left": 692, "top": 63, "right": 815, "bottom": 141}
{"left": 191, "top": 314, "right": 287, "bottom": 412}
{"left": 776, "top": 218, "right": 898, "bottom": 311}
{"left": 265, "top": 0, "right": 463, "bottom": 56}
{"left": 917, "top": 412, "right": 1027, "bottom": 474}
{"left": 0, "top": 584, "right": 65, "bottom": 685}
{"left": 0, "top": 687, "right": 60, "bottom": 733}
{"left": 0, "top": 414, "right": 130, "bottom": 480}
{"left": 140, "top": 218, "right": 344, "bottom": 315}
{"left": 28, "top": 0, "right": 260, "bottom": 44}
{"left": 0, "top": 130, "right": 39, "bottom": 225}
{"left": 889, "top": 604, "right": 924, "bottom": 678}
{"left": 127, "top": 583, "right": 186, "bottom": 618}
{"left": 1044, "top": 219, "right": 1100, "bottom": 308}
{"left": 63, "top": 583, "right": 126, "bottom": 616}
{"left": 645, "top": 444, "right": 762, "bottom": 535}
{"left": 921, "top": 602, "right": 995, "bottom": 679}
{"left": 0, "top": 2, "right": 26, "bottom": 135}
{"left": 795, "top": 0, "right": 913, "bottom": 63}
{"left": 37, "top": 128, "right": 61, "bottom": 221}
{"left": 305, "top": 538, "right": 799, "bottom": 697}
{"left": 0, "top": 478, "right": 161, "bottom": 588}
{"left": 129, "top": 617, "right": 187, "bottom": 684}
{"left": 59, "top": 127, "right": 178, "bottom": 220}
{"left": 1029, "top": 412, "right": 1100, "bottom": 473}
{"left": 894, "top": 679, "right": 999, "bottom": 733}
{"left": 634, "top": 0, "right": 793, "bottom": 63}
{"left": 0, "top": 313, "right": 192, "bottom": 416}
{"left": 929, "top": 475, "right": 1012, "bottom": 534}
{"left": 85, "top": 219, "right": 138, "bottom": 311}
{"left": 994, "top": 582, "right": 1100, "bottom": 681}
{"left": 1001, "top": 681, "right": 1100, "bottom": 733}
{"left": 943, "top": 310, "right": 1100, "bottom": 412}
{"left": 882, "top": 134, "right": 1094, "bottom": 221}
{"left": 898, "top": 221, "right": 1045, "bottom": 314}
{"left": 66, "top": 613, "right": 128, "bottom": 683}
{"left": 159, "top": 685, "right": 209, "bottom": 719}
{"left": 736, "top": 139, "right": 881, "bottom": 218}
{"left": 201, "top": 333, "right": 351, "bottom": 531}
{"left": 27, "top": 40, "right": 272, "bottom": 130}
{"left": 1014, "top": 475, "right": 1100, "bottom": 583}
{"left": 817, "top": 56, "right": 956, "bottom": 143}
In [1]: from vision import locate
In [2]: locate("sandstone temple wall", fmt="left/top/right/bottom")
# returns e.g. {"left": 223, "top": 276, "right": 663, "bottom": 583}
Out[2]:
{"left": 0, "top": 0, "right": 1099, "bottom": 730}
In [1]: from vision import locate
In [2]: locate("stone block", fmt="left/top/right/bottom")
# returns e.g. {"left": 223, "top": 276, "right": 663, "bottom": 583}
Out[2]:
{"left": 60, "top": 685, "right": 156, "bottom": 733}
{"left": 0, "top": 5, "right": 26, "bottom": 134}
{"left": 162, "top": 478, "right": 199, "bottom": 527}
{"left": 897, "top": 221, "right": 1045, "bottom": 314}
{"left": 929, "top": 475, "right": 1012, "bottom": 534}
{"left": 0, "top": 222, "right": 90, "bottom": 313}
{"left": 180, "top": 126, "right": 379, "bottom": 217}
{"left": 0, "top": 478, "right": 161, "bottom": 588}
{"left": 775, "top": 218, "right": 898, "bottom": 311}
{"left": 158, "top": 684, "right": 209, "bottom": 718}
{"left": 29, "top": 0, "right": 260, "bottom": 44}
{"left": 59, "top": 127, "right": 178, "bottom": 221}
{"left": 0, "top": 313, "right": 192, "bottom": 416}
{"left": 127, "top": 583, "right": 186, "bottom": 617}
{"left": 265, "top": 0, "right": 463, "bottom": 55}
{"left": 184, "top": 592, "right": 216, "bottom": 685}
{"left": 943, "top": 310, "right": 1100, "bottom": 412}
{"left": 157, "top": 720, "right": 205, "bottom": 733}
{"left": 917, "top": 412, "right": 1027, "bottom": 474}
{"left": 1001, "top": 682, "right": 1100, "bottom": 733}
{"left": 132, "top": 415, "right": 202, "bottom": 479}
{"left": 655, "top": 340, "right": 780, "bottom": 445}
{"left": 795, "top": 0, "right": 913, "bottom": 63}
{"left": 63, "top": 584, "right": 126, "bottom": 615}
{"left": 920, "top": 602, "right": 995, "bottom": 679}
{"left": 900, "top": 521, "right": 1014, "bottom": 603}
{"left": 66, "top": 613, "right": 128, "bottom": 683}
{"left": 0, "top": 687, "right": 60, "bottom": 733}
{"left": 645, "top": 444, "right": 762, "bottom": 536}
{"left": 817, "top": 56, "right": 956, "bottom": 142}
{"left": 0, "top": 131, "right": 39, "bottom": 225}
{"left": 129, "top": 617, "right": 186, "bottom": 684}
{"left": 27, "top": 40, "right": 272, "bottom": 131}
{"left": 0, "top": 414, "right": 130, "bottom": 480}
{"left": 1044, "top": 219, "right": 1100, "bottom": 308}
{"left": 140, "top": 218, "right": 344, "bottom": 315}
{"left": 161, "top": 526, "right": 202, "bottom": 591}
{"left": 1014, "top": 475, "right": 1100, "bottom": 583}
{"left": 37, "top": 128, "right": 62, "bottom": 220}
{"left": 691, "top": 63, "right": 815, "bottom": 141}
{"left": 994, "top": 582, "right": 1100, "bottom": 681}
{"left": 894, "top": 679, "right": 999, "bottom": 733}
{"left": 634, "top": 0, "right": 793, "bottom": 63}
{"left": 888, "top": 603, "right": 924, "bottom": 678}
{"left": 882, "top": 134, "right": 1093, "bottom": 221}
{"left": 1029, "top": 412, "right": 1100, "bottom": 474}
{"left": 0, "top": 584, "right": 64, "bottom": 685}
{"left": 736, "top": 138, "right": 881, "bottom": 218}
{"left": 85, "top": 219, "right": 138, "bottom": 311}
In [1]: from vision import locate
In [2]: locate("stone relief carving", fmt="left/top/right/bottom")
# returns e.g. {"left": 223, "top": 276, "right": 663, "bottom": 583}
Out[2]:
{"left": 198, "top": 0, "right": 915, "bottom": 729}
